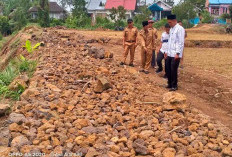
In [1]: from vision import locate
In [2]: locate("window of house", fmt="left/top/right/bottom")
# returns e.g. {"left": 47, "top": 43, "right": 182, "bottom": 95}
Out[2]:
{"left": 212, "top": 7, "right": 219, "bottom": 15}
{"left": 223, "top": 7, "right": 227, "bottom": 13}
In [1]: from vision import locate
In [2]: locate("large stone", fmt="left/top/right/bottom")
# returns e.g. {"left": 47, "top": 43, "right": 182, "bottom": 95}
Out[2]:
{"left": 85, "top": 147, "right": 99, "bottom": 157}
{"left": 88, "top": 47, "right": 105, "bottom": 59}
{"left": 139, "top": 130, "right": 154, "bottom": 139}
{"left": 94, "top": 77, "right": 111, "bottom": 93}
{"left": 8, "top": 113, "right": 26, "bottom": 124}
{"left": 162, "top": 147, "right": 176, "bottom": 157}
{"left": 0, "top": 104, "right": 10, "bottom": 116}
{"left": 222, "top": 146, "right": 232, "bottom": 156}
{"left": 8, "top": 75, "right": 29, "bottom": 91}
{"left": 132, "top": 139, "right": 148, "bottom": 155}
{"left": 11, "top": 135, "right": 30, "bottom": 148}
{"left": 163, "top": 92, "right": 187, "bottom": 111}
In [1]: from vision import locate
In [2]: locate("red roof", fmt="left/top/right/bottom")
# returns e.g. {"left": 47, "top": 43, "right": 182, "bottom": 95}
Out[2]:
{"left": 105, "top": 0, "right": 136, "bottom": 10}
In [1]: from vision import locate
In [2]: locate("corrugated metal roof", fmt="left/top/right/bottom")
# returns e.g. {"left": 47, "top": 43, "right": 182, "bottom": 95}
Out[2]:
{"left": 105, "top": 0, "right": 136, "bottom": 10}
{"left": 87, "top": 0, "right": 105, "bottom": 11}
{"left": 209, "top": 0, "right": 232, "bottom": 4}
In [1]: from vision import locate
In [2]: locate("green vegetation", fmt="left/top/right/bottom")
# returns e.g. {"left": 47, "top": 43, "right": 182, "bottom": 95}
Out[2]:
{"left": 134, "top": 6, "right": 152, "bottom": 29}
{"left": 0, "top": 40, "right": 39, "bottom": 101}
{"left": 201, "top": 11, "right": 213, "bottom": 23}
{"left": 220, "top": 13, "right": 231, "bottom": 20}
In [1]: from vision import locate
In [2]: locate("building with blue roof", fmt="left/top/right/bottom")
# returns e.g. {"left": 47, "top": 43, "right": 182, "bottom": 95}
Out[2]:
{"left": 205, "top": 0, "right": 232, "bottom": 16}
{"left": 148, "top": 1, "right": 172, "bottom": 21}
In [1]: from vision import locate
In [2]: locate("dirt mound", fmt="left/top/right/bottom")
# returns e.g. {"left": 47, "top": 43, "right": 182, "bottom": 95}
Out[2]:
{"left": 0, "top": 28, "right": 232, "bottom": 156}
{"left": 187, "top": 24, "right": 226, "bottom": 34}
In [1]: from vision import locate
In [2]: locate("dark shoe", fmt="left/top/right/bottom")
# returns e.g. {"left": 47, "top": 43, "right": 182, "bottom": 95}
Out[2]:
{"left": 169, "top": 87, "right": 178, "bottom": 91}
{"left": 156, "top": 69, "right": 162, "bottom": 73}
{"left": 129, "top": 63, "right": 134, "bottom": 67}
{"left": 166, "top": 85, "right": 172, "bottom": 89}
{"left": 139, "top": 69, "right": 145, "bottom": 72}
{"left": 120, "top": 62, "right": 125, "bottom": 65}
{"left": 144, "top": 71, "right": 150, "bottom": 74}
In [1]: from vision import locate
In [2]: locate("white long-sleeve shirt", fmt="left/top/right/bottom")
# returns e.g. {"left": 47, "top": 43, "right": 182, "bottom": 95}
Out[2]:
{"left": 160, "top": 32, "right": 169, "bottom": 53}
{"left": 167, "top": 23, "right": 185, "bottom": 58}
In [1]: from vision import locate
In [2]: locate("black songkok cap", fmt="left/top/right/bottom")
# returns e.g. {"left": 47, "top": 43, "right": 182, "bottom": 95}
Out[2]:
{"left": 167, "top": 14, "right": 176, "bottom": 20}
{"left": 142, "top": 21, "right": 148, "bottom": 27}
{"left": 127, "top": 19, "right": 133, "bottom": 23}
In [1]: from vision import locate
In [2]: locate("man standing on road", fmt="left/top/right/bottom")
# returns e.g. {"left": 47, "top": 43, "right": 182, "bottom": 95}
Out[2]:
{"left": 139, "top": 21, "right": 156, "bottom": 74}
{"left": 120, "top": 19, "right": 138, "bottom": 67}
{"left": 148, "top": 20, "right": 158, "bottom": 69}
{"left": 156, "top": 23, "right": 170, "bottom": 78}
{"left": 166, "top": 15, "right": 185, "bottom": 91}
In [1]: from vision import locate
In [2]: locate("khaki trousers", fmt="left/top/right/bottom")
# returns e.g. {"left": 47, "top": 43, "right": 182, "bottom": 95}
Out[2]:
{"left": 123, "top": 43, "right": 136, "bottom": 64}
{"left": 141, "top": 48, "right": 152, "bottom": 71}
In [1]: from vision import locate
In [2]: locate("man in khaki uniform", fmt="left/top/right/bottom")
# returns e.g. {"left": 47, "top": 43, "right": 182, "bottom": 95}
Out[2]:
{"left": 139, "top": 21, "right": 156, "bottom": 74}
{"left": 148, "top": 20, "right": 158, "bottom": 69}
{"left": 120, "top": 19, "right": 138, "bottom": 67}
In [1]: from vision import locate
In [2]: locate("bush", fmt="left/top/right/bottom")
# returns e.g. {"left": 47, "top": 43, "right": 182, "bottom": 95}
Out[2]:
{"left": 65, "top": 15, "right": 91, "bottom": 28}
{"left": 154, "top": 18, "right": 168, "bottom": 29}
{"left": 0, "top": 33, "right": 2, "bottom": 40}
{"left": 0, "top": 16, "right": 11, "bottom": 35}
{"left": 95, "top": 17, "right": 115, "bottom": 29}
{"left": 50, "top": 18, "right": 65, "bottom": 27}
{"left": 182, "top": 19, "right": 194, "bottom": 28}
{"left": 201, "top": 11, "right": 213, "bottom": 23}
{"left": 220, "top": 13, "right": 231, "bottom": 20}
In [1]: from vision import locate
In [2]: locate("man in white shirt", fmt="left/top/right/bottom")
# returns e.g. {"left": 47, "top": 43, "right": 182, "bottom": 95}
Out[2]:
{"left": 166, "top": 14, "right": 185, "bottom": 91}
{"left": 156, "top": 23, "right": 170, "bottom": 79}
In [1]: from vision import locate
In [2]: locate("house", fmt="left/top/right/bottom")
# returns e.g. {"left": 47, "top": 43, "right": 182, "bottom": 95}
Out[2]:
{"left": 87, "top": 0, "right": 107, "bottom": 24}
{"left": 28, "top": 2, "right": 66, "bottom": 19}
{"left": 205, "top": 0, "right": 232, "bottom": 17}
{"left": 148, "top": 1, "right": 172, "bottom": 20}
{"left": 87, "top": 0, "right": 137, "bottom": 23}
{"left": 105, "top": 0, "right": 137, "bottom": 19}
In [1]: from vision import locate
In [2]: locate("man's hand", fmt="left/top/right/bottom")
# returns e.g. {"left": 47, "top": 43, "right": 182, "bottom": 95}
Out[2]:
{"left": 135, "top": 43, "right": 138, "bottom": 48}
{"left": 175, "top": 54, "right": 179, "bottom": 60}
{"left": 144, "top": 47, "right": 148, "bottom": 52}
{"left": 164, "top": 53, "right": 167, "bottom": 59}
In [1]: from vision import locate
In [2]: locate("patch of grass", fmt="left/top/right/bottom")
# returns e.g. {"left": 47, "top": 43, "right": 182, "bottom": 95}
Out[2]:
{"left": 0, "top": 58, "right": 37, "bottom": 101}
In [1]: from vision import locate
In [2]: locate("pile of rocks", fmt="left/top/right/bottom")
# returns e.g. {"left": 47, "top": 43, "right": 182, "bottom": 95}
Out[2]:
{"left": 1, "top": 29, "right": 231, "bottom": 157}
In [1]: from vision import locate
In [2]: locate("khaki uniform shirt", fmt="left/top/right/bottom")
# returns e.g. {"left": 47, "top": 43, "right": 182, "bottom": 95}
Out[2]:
{"left": 149, "top": 27, "right": 158, "bottom": 49}
{"left": 123, "top": 27, "right": 138, "bottom": 45}
{"left": 139, "top": 29, "right": 156, "bottom": 50}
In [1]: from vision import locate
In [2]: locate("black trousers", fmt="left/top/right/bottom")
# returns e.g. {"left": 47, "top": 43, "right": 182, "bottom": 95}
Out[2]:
{"left": 166, "top": 56, "right": 180, "bottom": 88}
{"left": 157, "top": 51, "right": 167, "bottom": 74}
{"left": 151, "top": 50, "right": 156, "bottom": 67}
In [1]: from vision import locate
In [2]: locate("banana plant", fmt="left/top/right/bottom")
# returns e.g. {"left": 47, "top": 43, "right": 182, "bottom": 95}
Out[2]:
{"left": 23, "top": 40, "right": 41, "bottom": 54}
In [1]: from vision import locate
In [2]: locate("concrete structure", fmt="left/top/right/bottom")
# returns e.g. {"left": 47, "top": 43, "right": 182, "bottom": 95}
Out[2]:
{"left": 205, "top": 0, "right": 232, "bottom": 17}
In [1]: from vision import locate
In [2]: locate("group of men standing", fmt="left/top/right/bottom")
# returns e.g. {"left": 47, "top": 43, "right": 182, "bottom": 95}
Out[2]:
{"left": 121, "top": 14, "right": 185, "bottom": 91}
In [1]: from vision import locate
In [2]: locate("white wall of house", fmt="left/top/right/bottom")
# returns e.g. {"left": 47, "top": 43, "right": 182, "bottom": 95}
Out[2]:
{"left": 157, "top": 1, "right": 171, "bottom": 11}
{"left": 49, "top": 13, "right": 64, "bottom": 19}
{"left": 89, "top": 10, "right": 133, "bottom": 24}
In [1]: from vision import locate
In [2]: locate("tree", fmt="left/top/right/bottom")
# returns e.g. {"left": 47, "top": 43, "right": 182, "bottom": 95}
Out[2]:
{"left": 72, "top": 0, "right": 86, "bottom": 17}
{"left": 229, "top": 5, "right": 232, "bottom": 18}
{"left": 0, "top": 16, "right": 10, "bottom": 35}
{"left": 172, "top": 1, "right": 197, "bottom": 21}
{"left": 134, "top": 6, "right": 152, "bottom": 27}
{"left": 109, "top": 6, "right": 126, "bottom": 27}
{"left": 163, "top": 0, "right": 174, "bottom": 7}
{"left": 38, "top": 0, "right": 50, "bottom": 27}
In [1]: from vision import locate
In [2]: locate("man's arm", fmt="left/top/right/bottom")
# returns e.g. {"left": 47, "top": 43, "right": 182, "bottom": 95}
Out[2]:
{"left": 123, "top": 30, "right": 126, "bottom": 48}
{"left": 175, "top": 27, "right": 185, "bottom": 59}
{"left": 139, "top": 32, "right": 147, "bottom": 51}
{"left": 135, "top": 28, "right": 138, "bottom": 47}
